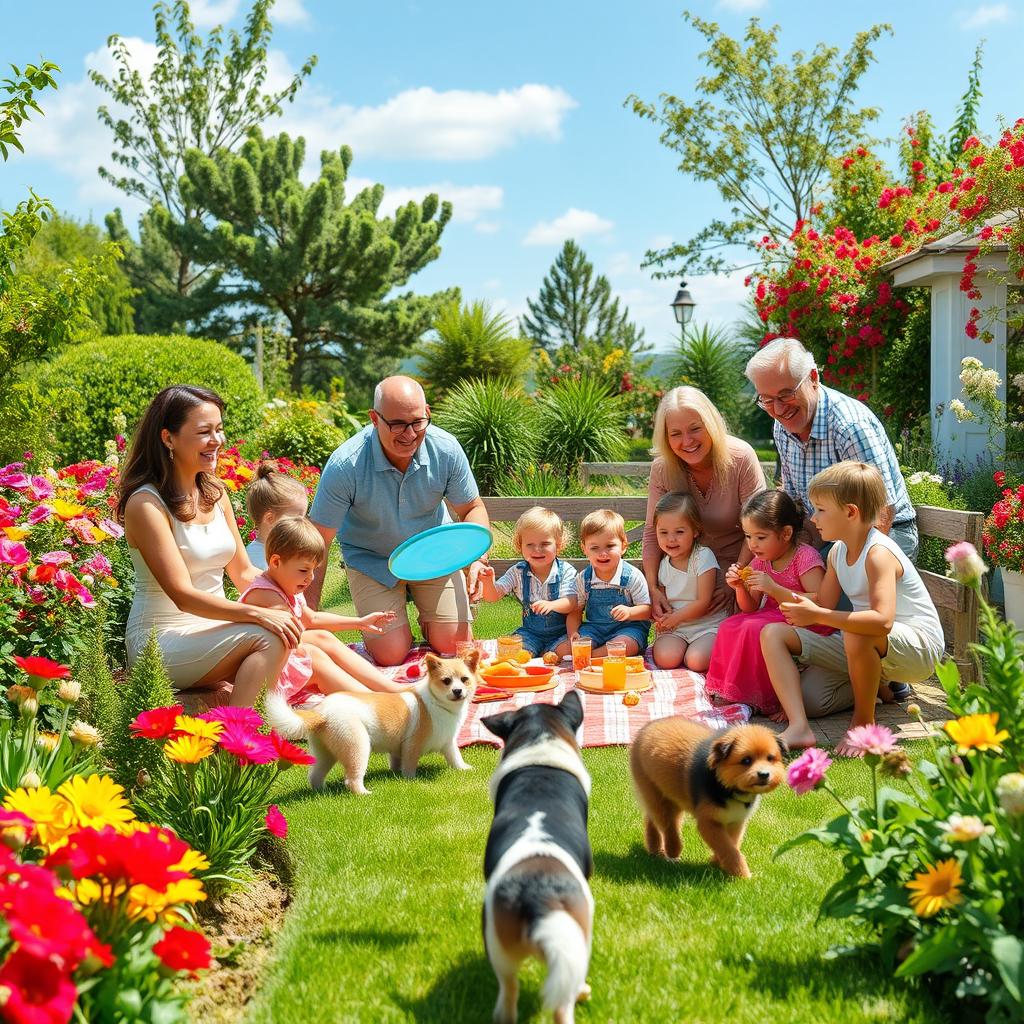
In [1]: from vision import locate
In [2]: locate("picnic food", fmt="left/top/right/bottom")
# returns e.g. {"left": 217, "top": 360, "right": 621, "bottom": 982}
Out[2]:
{"left": 736, "top": 566, "right": 754, "bottom": 586}
{"left": 625, "top": 657, "right": 644, "bottom": 674}
{"left": 622, "top": 690, "right": 640, "bottom": 707}
{"left": 542, "top": 651, "right": 561, "bottom": 666}
{"left": 513, "top": 649, "right": 532, "bottom": 664}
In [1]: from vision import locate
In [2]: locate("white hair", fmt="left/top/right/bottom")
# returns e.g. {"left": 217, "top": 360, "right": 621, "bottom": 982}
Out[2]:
{"left": 744, "top": 338, "right": 816, "bottom": 383}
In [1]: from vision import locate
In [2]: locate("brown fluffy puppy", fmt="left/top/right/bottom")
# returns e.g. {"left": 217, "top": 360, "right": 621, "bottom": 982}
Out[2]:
{"left": 265, "top": 652, "right": 478, "bottom": 794}
{"left": 629, "top": 718, "right": 786, "bottom": 878}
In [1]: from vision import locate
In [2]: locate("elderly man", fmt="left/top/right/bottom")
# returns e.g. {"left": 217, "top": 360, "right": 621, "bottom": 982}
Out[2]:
{"left": 306, "top": 376, "right": 489, "bottom": 665}
{"left": 745, "top": 338, "right": 917, "bottom": 558}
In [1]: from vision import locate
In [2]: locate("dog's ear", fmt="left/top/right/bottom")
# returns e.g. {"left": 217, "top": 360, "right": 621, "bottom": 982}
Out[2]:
{"left": 775, "top": 735, "right": 789, "bottom": 759}
{"left": 709, "top": 736, "right": 734, "bottom": 767}
{"left": 557, "top": 689, "right": 584, "bottom": 732}
{"left": 462, "top": 649, "right": 480, "bottom": 673}
{"left": 424, "top": 653, "right": 442, "bottom": 673}
{"left": 480, "top": 710, "right": 517, "bottom": 741}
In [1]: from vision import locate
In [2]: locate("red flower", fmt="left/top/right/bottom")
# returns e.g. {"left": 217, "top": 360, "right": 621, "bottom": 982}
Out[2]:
{"left": 269, "top": 731, "right": 316, "bottom": 767}
{"left": 46, "top": 827, "right": 190, "bottom": 891}
{"left": 218, "top": 726, "right": 278, "bottom": 765}
{"left": 265, "top": 804, "right": 288, "bottom": 839}
{"left": 995, "top": 471, "right": 1007, "bottom": 487}
{"left": 152, "top": 926, "right": 211, "bottom": 977}
{"left": 13, "top": 656, "right": 71, "bottom": 680}
{"left": 130, "top": 704, "right": 185, "bottom": 739}
{"left": 0, "top": 948, "right": 79, "bottom": 1024}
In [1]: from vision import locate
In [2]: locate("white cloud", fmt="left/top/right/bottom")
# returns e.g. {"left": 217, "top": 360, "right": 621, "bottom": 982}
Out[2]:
{"left": 717, "top": 0, "right": 768, "bottom": 11}
{"left": 190, "top": 0, "right": 241, "bottom": 28}
{"left": 279, "top": 83, "right": 577, "bottom": 161}
{"left": 474, "top": 221, "right": 501, "bottom": 235}
{"left": 378, "top": 183, "right": 503, "bottom": 223}
{"left": 274, "top": 0, "right": 311, "bottom": 26}
{"left": 961, "top": 4, "right": 1011, "bottom": 29}
{"left": 522, "top": 208, "right": 614, "bottom": 246}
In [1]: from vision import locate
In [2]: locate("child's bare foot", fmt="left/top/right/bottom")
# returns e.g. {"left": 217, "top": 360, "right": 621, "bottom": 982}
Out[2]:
{"left": 769, "top": 709, "right": 788, "bottom": 724}
{"left": 778, "top": 725, "right": 817, "bottom": 750}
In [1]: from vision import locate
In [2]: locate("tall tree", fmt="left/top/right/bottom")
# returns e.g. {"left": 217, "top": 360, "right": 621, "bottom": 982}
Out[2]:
{"left": 92, "top": 0, "right": 316, "bottom": 330}
{"left": 628, "top": 15, "right": 890, "bottom": 275}
{"left": 177, "top": 129, "right": 456, "bottom": 398}
{"left": 521, "top": 240, "right": 647, "bottom": 354}
{"left": 1, "top": 61, "right": 59, "bottom": 160}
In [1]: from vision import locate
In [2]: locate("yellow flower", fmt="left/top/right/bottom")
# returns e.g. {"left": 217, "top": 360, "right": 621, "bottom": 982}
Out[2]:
{"left": 173, "top": 848, "right": 211, "bottom": 874}
{"left": 36, "top": 731, "right": 61, "bottom": 753}
{"left": 601, "top": 347, "right": 625, "bottom": 373}
{"left": 57, "top": 774, "right": 135, "bottom": 832}
{"left": 173, "top": 715, "right": 223, "bottom": 742}
{"left": 69, "top": 721, "right": 101, "bottom": 747}
{"left": 906, "top": 858, "right": 963, "bottom": 917}
{"left": 3, "top": 786, "right": 74, "bottom": 849}
{"left": 3, "top": 526, "right": 30, "bottom": 541}
{"left": 165, "top": 734, "right": 216, "bottom": 764}
{"left": 127, "top": 877, "right": 207, "bottom": 922}
{"left": 47, "top": 498, "right": 87, "bottom": 521}
{"left": 943, "top": 712, "right": 1009, "bottom": 754}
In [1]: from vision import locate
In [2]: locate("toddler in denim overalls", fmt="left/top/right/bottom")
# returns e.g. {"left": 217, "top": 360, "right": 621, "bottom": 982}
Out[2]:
{"left": 479, "top": 507, "right": 580, "bottom": 657}
{"left": 575, "top": 509, "right": 651, "bottom": 657}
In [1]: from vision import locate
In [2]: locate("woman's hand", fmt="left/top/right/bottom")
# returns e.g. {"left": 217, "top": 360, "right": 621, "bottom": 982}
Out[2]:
{"left": 248, "top": 607, "right": 303, "bottom": 648}
{"left": 648, "top": 583, "right": 672, "bottom": 618}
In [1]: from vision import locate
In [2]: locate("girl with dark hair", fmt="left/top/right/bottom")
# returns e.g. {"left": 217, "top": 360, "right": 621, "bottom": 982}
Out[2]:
{"left": 118, "top": 385, "right": 301, "bottom": 706}
{"left": 704, "top": 489, "right": 835, "bottom": 716}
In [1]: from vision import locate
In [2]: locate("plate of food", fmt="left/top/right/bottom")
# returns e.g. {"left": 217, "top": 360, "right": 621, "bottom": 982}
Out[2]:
{"left": 480, "top": 664, "right": 558, "bottom": 692}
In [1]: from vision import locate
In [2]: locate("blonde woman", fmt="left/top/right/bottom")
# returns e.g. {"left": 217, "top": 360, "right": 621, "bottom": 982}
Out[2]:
{"left": 642, "top": 386, "right": 766, "bottom": 619}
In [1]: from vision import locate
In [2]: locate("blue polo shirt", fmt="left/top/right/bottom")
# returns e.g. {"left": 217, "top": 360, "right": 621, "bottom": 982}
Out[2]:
{"left": 309, "top": 424, "right": 479, "bottom": 587}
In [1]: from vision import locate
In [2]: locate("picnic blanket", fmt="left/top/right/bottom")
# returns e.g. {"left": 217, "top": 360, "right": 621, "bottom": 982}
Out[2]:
{"left": 347, "top": 640, "right": 752, "bottom": 749}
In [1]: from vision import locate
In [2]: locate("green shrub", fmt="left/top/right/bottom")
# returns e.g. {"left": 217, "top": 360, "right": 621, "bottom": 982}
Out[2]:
{"left": 104, "top": 631, "right": 176, "bottom": 794}
{"left": 905, "top": 471, "right": 967, "bottom": 575}
{"left": 0, "top": 378, "right": 75, "bottom": 465}
{"left": 32, "top": 334, "right": 265, "bottom": 462}
{"left": 495, "top": 466, "right": 576, "bottom": 497}
{"left": 536, "top": 376, "right": 628, "bottom": 478}
{"left": 73, "top": 619, "right": 119, "bottom": 738}
{"left": 433, "top": 378, "right": 540, "bottom": 493}
{"left": 246, "top": 402, "right": 348, "bottom": 469}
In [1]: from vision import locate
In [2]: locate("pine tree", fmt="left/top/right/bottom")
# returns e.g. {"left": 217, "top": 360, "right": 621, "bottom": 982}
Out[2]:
{"left": 521, "top": 240, "right": 646, "bottom": 354}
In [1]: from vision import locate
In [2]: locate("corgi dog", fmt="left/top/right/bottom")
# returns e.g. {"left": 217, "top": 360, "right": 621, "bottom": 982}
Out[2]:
{"left": 630, "top": 718, "right": 786, "bottom": 878}
{"left": 481, "top": 691, "right": 593, "bottom": 1024}
{"left": 265, "top": 651, "right": 478, "bottom": 794}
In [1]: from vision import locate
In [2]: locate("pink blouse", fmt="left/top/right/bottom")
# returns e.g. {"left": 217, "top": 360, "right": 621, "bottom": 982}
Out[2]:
{"left": 750, "top": 543, "right": 825, "bottom": 609}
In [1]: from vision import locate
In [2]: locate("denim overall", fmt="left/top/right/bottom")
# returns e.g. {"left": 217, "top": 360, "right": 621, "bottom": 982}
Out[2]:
{"left": 514, "top": 560, "right": 570, "bottom": 656}
{"left": 577, "top": 564, "right": 650, "bottom": 650}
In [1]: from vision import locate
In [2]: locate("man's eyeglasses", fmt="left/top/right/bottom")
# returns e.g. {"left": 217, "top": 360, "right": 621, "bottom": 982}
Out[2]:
{"left": 755, "top": 371, "right": 811, "bottom": 410}
{"left": 373, "top": 411, "right": 431, "bottom": 436}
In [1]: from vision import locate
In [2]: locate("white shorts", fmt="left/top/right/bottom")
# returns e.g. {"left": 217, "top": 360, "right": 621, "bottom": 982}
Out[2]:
{"left": 796, "top": 622, "right": 943, "bottom": 684}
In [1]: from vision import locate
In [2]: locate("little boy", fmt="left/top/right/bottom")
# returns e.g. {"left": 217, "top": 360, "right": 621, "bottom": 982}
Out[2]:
{"left": 479, "top": 506, "right": 581, "bottom": 657}
{"left": 576, "top": 509, "right": 651, "bottom": 657}
{"left": 760, "top": 461, "right": 944, "bottom": 756}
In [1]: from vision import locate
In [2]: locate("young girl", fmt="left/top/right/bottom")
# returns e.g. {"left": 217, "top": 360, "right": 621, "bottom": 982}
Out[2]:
{"left": 650, "top": 493, "right": 728, "bottom": 671}
{"left": 240, "top": 516, "right": 409, "bottom": 702}
{"left": 575, "top": 509, "right": 651, "bottom": 657}
{"left": 244, "top": 462, "right": 310, "bottom": 570}
{"left": 705, "top": 490, "right": 833, "bottom": 715}
{"left": 479, "top": 506, "right": 580, "bottom": 657}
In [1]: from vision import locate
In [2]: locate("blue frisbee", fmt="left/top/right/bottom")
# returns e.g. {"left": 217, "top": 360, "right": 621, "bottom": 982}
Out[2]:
{"left": 388, "top": 522, "right": 493, "bottom": 581}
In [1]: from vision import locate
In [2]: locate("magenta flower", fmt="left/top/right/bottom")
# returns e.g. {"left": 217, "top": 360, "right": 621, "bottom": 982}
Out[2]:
{"left": 27, "top": 505, "right": 51, "bottom": 525}
{"left": 265, "top": 805, "right": 288, "bottom": 839}
{"left": 199, "top": 706, "right": 264, "bottom": 730}
{"left": 99, "top": 518, "right": 125, "bottom": 539}
{"left": 945, "top": 541, "right": 986, "bottom": 586}
{"left": 0, "top": 468, "right": 29, "bottom": 490}
{"left": 786, "top": 748, "right": 833, "bottom": 794}
{"left": 0, "top": 536, "right": 30, "bottom": 567}
{"left": 82, "top": 553, "right": 113, "bottom": 577}
{"left": 218, "top": 726, "right": 277, "bottom": 765}
{"left": 843, "top": 724, "right": 898, "bottom": 758}
{"left": 39, "top": 550, "right": 73, "bottom": 566}
{"left": 27, "top": 476, "right": 54, "bottom": 501}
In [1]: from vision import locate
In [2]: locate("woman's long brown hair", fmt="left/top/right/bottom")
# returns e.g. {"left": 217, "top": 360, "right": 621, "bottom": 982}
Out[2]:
{"left": 116, "top": 385, "right": 226, "bottom": 523}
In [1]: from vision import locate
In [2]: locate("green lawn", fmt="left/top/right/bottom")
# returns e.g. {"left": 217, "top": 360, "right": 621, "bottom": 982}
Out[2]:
{"left": 245, "top": 744, "right": 950, "bottom": 1024}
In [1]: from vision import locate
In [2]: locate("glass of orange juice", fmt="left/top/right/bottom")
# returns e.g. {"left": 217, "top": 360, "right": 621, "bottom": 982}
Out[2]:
{"left": 603, "top": 639, "right": 627, "bottom": 690}
{"left": 497, "top": 635, "right": 523, "bottom": 662}
{"left": 571, "top": 637, "right": 592, "bottom": 674}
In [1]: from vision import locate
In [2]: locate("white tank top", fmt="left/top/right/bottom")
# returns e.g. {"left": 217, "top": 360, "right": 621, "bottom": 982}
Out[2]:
{"left": 831, "top": 528, "right": 943, "bottom": 652}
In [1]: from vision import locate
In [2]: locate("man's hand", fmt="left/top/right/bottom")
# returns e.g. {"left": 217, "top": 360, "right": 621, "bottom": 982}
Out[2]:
{"left": 780, "top": 592, "right": 823, "bottom": 628}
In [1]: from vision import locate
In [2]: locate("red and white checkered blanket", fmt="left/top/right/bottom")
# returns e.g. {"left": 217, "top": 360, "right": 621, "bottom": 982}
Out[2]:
{"left": 348, "top": 640, "right": 752, "bottom": 749}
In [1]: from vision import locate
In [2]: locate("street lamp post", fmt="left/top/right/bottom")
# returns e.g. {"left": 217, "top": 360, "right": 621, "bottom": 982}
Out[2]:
{"left": 670, "top": 281, "right": 696, "bottom": 327}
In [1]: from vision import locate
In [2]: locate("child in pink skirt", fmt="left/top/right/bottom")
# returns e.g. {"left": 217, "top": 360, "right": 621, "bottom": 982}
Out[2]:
{"left": 239, "top": 516, "right": 407, "bottom": 704}
{"left": 706, "top": 490, "right": 835, "bottom": 716}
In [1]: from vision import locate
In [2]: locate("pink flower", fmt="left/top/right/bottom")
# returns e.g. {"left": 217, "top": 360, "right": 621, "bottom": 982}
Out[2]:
{"left": 265, "top": 804, "right": 288, "bottom": 838}
{"left": 269, "top": 730, "right": 316, "bottom": 766}
{"left": 99, "top": 518, "right": 125, "bottom": 539}
{"left": 0, "top": 535, "right": 30, "bottom": 566}
{"left": 39, "top": 550, "right": 73, "bottom": 566}
{"left": 0, "top": 468, "right": 30, "bottom": 490}
{"left": 786, "top": 748, "right": 833, "bottom": 794}
{"left": 27, "top": 505, "right": 52, "bottom": 525}
{"left": 218, "top": 726, "right": 277, "bottom": 765}
{"left": 843, "top": 724, "right": 898, "bottom": 758}
{"left": 69, "top": 518, "right": 102, "bottom": 545}
{"left": 199, "top": 706, "right": 264, "bottom": 730}
{"left": 81, "top": 553, "right": 113, "bottom": 577}
{"left": 27, "top": 475, "right": 54, "bottom": 501}
{"left": 945, "top": 541, "right": 987, "bottom": 586}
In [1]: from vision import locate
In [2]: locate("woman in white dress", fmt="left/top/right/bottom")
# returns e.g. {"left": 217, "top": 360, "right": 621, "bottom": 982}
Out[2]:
{"left": 118, "top": 385, "right": 302, "bottom": 706}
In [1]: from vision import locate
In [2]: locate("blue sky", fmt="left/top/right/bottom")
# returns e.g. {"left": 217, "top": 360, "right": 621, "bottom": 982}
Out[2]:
{"left": 2, "top": 0, "right": 1021, "bottom": 351}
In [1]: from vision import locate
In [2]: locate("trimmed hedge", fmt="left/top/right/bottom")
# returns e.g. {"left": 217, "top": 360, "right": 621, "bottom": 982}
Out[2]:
{"left": 33, "top": 335, "right": 265, "bottom": 462}
{"left": 244, "top": 406, "right": 347, "bottom": 469}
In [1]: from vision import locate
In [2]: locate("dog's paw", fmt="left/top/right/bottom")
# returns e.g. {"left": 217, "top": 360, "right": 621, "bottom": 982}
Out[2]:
{"left": 454, "top": 761, "right": 474, "bottom": 771}
{"left": 345, "top": 780, "right": 370, "bottom": 795}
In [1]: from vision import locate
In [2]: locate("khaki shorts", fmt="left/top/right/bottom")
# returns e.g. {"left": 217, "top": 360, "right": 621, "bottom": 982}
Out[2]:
{"left": 346, "top": 567, "right": 473, "bottom": 634}
{"left": 796, "top": 623, "right": 944, "bottom": 686}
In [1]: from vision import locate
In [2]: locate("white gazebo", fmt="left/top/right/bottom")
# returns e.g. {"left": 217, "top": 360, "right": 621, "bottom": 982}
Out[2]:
{"left": 883, "top": 218, "right": 1010, "bottom": 462}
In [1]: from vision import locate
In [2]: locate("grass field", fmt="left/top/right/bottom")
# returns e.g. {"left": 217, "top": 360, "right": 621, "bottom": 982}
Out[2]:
{"left": 245, "top": 744, "right": 949, "bottom": 1024}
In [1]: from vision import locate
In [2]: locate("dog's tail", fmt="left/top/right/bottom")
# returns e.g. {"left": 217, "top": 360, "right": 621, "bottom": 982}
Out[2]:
{"left": 264, "top": 689, "right": 324, "bottom": 741}
{"left": 533, "top": 909, "right": 590, "bottom": 1013}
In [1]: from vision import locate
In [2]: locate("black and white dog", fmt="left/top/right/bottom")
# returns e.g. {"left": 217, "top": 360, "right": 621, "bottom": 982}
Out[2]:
{"left": 480, "top": 691, "right": 594, "bottom": 1024}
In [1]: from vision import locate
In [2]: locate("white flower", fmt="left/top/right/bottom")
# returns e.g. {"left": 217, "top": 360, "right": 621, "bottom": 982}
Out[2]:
{"left": 1013, "top": 372, "right": 1024, "bottom": 391}
{"left": 928, "top": 473, "right": 944, "bottom": 484}
{"left": 938, "top": 813, "right": 994, "bottom": 842}
{"left": 997, "top": 773, "right": 1024, "bottom": 816}
{"left": 69, "top": 721, "right": 100, "bottom": 747}
{"left": 907, "top": 471, "right": 926, "bottom": 485}
{"left": 57, "top": 679, "right": 81, "bottom": 703}
{"left": 950, "top": 399, "right": 976, "bottom": 422}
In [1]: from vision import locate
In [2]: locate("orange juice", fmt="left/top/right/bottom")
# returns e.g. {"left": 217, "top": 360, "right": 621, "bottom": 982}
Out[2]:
{"left": 602, "top": 657, "right": 627, "bottom": 690}
{"left": 625, "top": 656, "right": 644, "bottom": 674}
{"left": 497, "top": 635, "right": 523, "bottom": 662}
{"left": 571, "top": 638, "right": 592, "bottom": 671}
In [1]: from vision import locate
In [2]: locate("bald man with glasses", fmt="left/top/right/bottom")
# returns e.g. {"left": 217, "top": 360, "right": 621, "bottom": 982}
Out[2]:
{"left": 306, "top": 376, "right": 490, "bottom": 665}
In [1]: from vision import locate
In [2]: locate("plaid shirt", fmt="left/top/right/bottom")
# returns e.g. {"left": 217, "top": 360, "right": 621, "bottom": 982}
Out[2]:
{"left": 775, "top": 386, "right": 914, "bottom": 526}
{"left": 495, "top": 558, "right": 577, "bottom": 603}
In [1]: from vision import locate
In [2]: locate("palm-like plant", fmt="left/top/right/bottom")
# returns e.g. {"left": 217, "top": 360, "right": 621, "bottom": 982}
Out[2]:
{"left": 416, "top": 300, "right": 534, "bottom": 399}
{"left": 667, "top": 323, "right": 747, "bottom": 416}
{"left": 495, "top": 465, "right": 576, "bottom": 497}
{"left": 536, "top": 376, "right": 628, "bottom": 480}
{"left": 433, "top": 377, "right": 540, "bottom": 493}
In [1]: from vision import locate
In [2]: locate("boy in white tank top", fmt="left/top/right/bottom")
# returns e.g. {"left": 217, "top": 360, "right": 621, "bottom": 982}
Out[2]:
{"left": 760, "top": 462, "right": 944, "bottom": 756}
